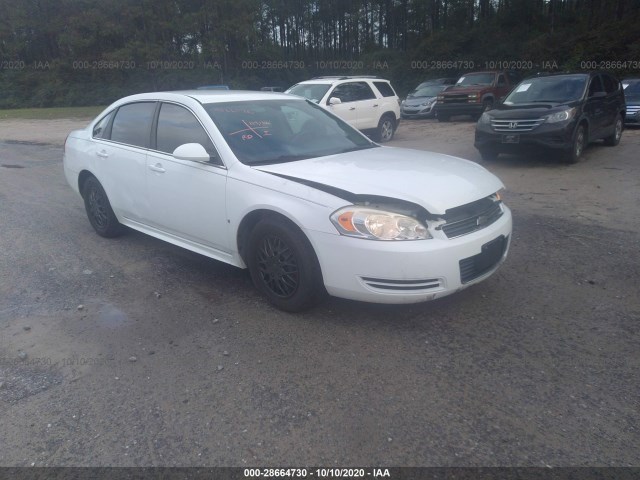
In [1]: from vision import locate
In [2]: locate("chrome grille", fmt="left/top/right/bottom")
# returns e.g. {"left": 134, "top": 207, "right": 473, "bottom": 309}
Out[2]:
{"left": 491, "top": 118, "right": 545, "bottom": 132}
{"left": 626, "top": 105, "right": 640, "bottom": 116}
{"left": 440, "top": 198, "right": 503, "bottom": 239}
{"left": 441, "top": 94, "right": 470, "bottom": 104}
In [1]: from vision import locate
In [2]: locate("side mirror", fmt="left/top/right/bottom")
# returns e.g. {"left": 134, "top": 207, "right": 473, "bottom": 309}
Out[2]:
{"left": 172, "top": 143, "right": 210, "bottom": 163}
{"left": 328, "top": 97, "right": 342, "bottom": 105}
{"left": 590, "top": 91, "right": 606, "bottom": 99}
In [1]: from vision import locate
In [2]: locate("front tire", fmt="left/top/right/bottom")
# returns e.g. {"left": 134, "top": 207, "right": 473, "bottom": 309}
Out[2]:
{"left": 82, "top": 176, "right": 124, "bottom": 237}
{"left": 376, "top": 114, "right": 396, "bottom": 142}
{"left": 247, "top": 218, "right": 325, "bottom": 312}
{"left": 565, "top": 124, "right": 586, "bottom": 164}
{"left": 604, "top": 114, "right": 623, "bottom": 146}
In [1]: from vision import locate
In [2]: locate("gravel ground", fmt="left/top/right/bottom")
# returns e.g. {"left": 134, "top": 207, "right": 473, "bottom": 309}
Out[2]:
{"left": 0, "top": 117, "right": 639, "bottom": 467}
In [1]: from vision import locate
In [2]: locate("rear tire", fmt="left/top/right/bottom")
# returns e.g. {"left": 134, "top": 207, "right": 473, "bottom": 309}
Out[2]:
{"left": 482, "top": 98, "right": 494, "bottom": 112}
{"left": 376, "top": 114, "right": 396, "bottom": 142}
{"left": 604, "top": 114, "right": 623, "bottom": 146}
{"left": 247, "top": 218, "right": 326, "bottom": 312}
{"left": 82, "top": 176, "right": 124, "bottom": 237}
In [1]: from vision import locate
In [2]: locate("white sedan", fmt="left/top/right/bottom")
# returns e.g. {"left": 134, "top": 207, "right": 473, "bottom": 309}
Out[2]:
{"left": 64, "top": 91, "right": 512, "bottom": 311}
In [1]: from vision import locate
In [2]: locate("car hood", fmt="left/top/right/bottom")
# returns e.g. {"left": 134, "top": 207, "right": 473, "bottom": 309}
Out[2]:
{"left": 443, "top": 85, "right": 490, "bottom": 95}
{"left": 254, "top": 147, "right": 503, "bottom": 214}
{"left": 489, "top": 102, "right": 579, "bottom": 119}
{"left": 404, "top": 96, "right": 437, "bottom": 106}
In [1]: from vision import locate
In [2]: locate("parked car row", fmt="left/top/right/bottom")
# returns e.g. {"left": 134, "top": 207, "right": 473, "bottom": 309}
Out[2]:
{"left": 397, "top": 70, "right": 628, "bottom": 163}
{"left": 199, "top": 71, "right": 635, "bottom": 165}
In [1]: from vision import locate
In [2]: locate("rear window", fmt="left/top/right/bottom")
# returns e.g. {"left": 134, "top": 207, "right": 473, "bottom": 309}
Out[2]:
{"left": 373, "top": 81, "right": 396, "bottom": 97}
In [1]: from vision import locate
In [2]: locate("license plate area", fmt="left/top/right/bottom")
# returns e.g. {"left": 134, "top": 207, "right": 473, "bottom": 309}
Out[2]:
{"left": 501, "top": 134, "right": 520, "bottom": 144}
{"left": 459, "top": 235, "right": 508, "bottom": 284}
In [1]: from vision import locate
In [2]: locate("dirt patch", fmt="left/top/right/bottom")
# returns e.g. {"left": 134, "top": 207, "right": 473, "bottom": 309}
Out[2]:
{"left": 0, "top": 118, "right": 92, "bottom": 146}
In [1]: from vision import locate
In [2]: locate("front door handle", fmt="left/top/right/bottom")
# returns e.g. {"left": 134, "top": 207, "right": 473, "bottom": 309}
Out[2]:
{"left": 96, "top": 150, "right": 109, "bottom": 158}
{"left": 349, "top": 107, "right": 356, "bottom": 111}
{"left": 149, "top": 163, "right": 166, "bottom": 173}
{"left": 373, "top": 104, "right": 379, "bottom": 107}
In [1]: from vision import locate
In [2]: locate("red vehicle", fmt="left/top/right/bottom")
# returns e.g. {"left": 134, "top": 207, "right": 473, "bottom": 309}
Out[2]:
{"left": 435, "top": 71, "right": 520, "bottom": 121}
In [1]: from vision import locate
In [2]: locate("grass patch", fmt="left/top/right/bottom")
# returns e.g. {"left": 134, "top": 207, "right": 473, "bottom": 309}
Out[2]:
{"left": 0, "top": 106, "right": 105, "bottom": 120}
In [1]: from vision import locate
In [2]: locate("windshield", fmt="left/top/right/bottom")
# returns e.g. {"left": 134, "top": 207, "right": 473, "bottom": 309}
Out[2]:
{"left": 503, "top": 75, "right": 587, "bottom": 105}
{"left": 204, "top": 99, "right": 376, "bottom": 165}
{"left": 285, "top": 83, "right": 331, "bottom": 103}
{"left": 408, "top": 85, "right": 445, "bottom": 98}
{"left": 623, "top": 80, "right": 640, "bottom": 95}
{"left": 456, "top": 73, "right": 495, "bottom": 86}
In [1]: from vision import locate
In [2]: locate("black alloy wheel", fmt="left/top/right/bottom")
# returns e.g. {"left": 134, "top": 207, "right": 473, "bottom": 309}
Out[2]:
{"left": 82, "top": 176, "right": 123, "bottom": 237}
{"left": 247, "top": 218, "right": 325, "bottom": 312}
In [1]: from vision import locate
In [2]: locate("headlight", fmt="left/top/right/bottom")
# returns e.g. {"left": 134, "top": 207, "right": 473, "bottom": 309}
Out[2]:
{"left": 479, "top": 112, "right": 492, "bottom": 124}
{"left": 330, "top": 207, "right": 432, "bottom": 241}
{"left": 421, "top": 98, "right": 436, "bottom": 106}
{"left": 546, "top": 107, "right": 576, "bottom": 123}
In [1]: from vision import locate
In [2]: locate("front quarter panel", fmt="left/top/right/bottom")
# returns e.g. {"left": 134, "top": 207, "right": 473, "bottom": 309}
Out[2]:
{"left": 225, "top": 166, "right": 348, "bottom": 266}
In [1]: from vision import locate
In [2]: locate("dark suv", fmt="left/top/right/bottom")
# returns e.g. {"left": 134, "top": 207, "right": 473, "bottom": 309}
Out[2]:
{"left": 474, "top": 72, "right": 626, "bottom": 163}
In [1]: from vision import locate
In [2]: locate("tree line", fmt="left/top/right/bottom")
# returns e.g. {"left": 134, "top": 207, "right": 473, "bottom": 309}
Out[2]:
{"left": 0, "top": 0, "right": 639, "bottom": 108}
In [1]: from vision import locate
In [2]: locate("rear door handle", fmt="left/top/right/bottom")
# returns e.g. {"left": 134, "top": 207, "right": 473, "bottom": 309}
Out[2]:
{"left": 149, "top": 163, "right": 166, "bottom": 173}
{"left": 96, "top": 150, "right": 109, "bottom": 158}
{"left": 373, "top": 104, "right": 379, "bottom": 107}
{"left": 349, "top": 107, "right": 356, "bottom": 111}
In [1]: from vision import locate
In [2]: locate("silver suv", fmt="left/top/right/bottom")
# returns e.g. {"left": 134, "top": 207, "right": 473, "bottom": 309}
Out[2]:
{"left": 285, "top": 76, "right": 401, "bottom": 142}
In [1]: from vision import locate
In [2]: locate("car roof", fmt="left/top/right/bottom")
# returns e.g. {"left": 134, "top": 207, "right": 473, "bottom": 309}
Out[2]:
{"left": 522, "top": 72, "right": 591, "bottom": 81}
{"left": 295, "top": 76, "right": 391, "bottom": 85}
{"left": 113, "top": 90, "right": 298, "bottom": 105}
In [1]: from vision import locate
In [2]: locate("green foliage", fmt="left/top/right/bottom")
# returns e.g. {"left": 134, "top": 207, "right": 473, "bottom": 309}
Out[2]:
{"left": 1, "top": 0, "right": 639, "bottom": 108}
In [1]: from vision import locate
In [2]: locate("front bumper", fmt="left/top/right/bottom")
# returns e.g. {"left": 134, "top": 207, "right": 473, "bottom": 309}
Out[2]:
{"left": 307, "top": 206, "right": 512, "bottom": 304}
{"left": 435, "top": 102, "right": 484, "bottom": 117}
{"left": 474, "top": 120, "right": 576, "bottom": 153}
{"left": 401, "top": 103, "right": 436, "bottom": 118}
{"left": 624, "top": 109, "right": 640, "bottom": 124}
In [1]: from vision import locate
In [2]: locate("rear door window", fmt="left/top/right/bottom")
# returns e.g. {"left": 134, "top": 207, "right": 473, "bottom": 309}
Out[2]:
{"left": 588, "top": 76, "right": 604, "bottom": 97}
{"left": 111, "top": 102, "right": 156, "bottom": 148}
{"left": 330, "top": 82, "right": 376, "bottom": 103}
{"left": 601, "top": 74, "right": 618, "bottom": 94}
{"left": 92, "top": 111, "right": 114, "bottom": 139}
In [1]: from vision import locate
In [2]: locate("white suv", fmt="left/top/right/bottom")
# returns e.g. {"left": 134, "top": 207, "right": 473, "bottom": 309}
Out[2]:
{"left": 286, "top": 76, "right": 401, "bottom": 142}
